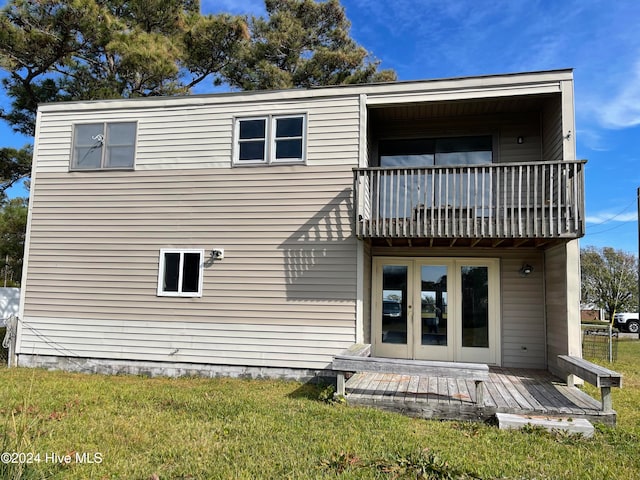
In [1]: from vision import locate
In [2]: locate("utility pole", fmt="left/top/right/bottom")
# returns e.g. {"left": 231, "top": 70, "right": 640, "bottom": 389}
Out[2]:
{"left": 637, "top": 187, "right": 640, "bottom": 317}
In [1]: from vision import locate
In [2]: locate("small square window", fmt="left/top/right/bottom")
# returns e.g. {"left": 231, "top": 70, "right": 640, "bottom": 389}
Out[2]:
{"left": 157, "top": 249, "right": 204, "bottom": 297}
{"left": 71, "top": 122, "right": 137, "bottom": 170}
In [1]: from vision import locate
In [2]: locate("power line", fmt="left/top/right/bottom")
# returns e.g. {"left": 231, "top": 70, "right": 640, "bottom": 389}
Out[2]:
{"left": 585, "top": 220, "right": 634, "bottom": 236}
{"left": 586, "top": 197, "right": 638, "bottom": 227}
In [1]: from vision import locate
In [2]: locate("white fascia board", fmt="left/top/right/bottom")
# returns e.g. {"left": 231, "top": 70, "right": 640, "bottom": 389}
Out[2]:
{"left": 36, "top": 69, "right": 573, "bottom": 114}
{"left": 365, "top": 83, "right": 562, "bottom": 106}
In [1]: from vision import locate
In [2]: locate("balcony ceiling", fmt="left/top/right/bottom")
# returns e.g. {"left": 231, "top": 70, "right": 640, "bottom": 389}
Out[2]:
{"left": 369, "top": 94, "right": 555, "bottom": 122}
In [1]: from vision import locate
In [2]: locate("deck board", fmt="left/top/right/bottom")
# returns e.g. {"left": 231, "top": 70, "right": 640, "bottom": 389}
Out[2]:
{"left": 342, "top": 367, "right": 616, "bottom": 425}
{"left": 426, "top": 376, "right": 437, "bottom": 402}
{"left": 395, "top": 375, "right": 412, "bottom": 402}
{"left": 494, "top": 370, "right": 534, "bottom": 410}
{"left": 405, "top": 375, "right": 420, "bottom": 403}
{"left": 502, "top": 370, "right": 543, "bottom": 411}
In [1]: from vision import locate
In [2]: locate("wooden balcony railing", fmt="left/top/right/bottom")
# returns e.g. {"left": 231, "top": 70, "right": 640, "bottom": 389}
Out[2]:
{"left": 353, "top": 160, "right": 586, "bottom": 239}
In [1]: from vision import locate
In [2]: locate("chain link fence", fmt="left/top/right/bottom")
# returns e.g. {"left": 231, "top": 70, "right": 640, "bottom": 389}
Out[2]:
{"left": 582, "top": 324, "right": 618, "bottom": 363}
{"left": 0, "top": 327, "right": 7, "bottom": 364}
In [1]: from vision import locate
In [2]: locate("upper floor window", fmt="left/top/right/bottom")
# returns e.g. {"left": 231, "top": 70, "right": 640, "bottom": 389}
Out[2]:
{"left": 71, "top": 122, "right": 137, "bottom": 170}
{"left": 234, "top": 115, "right": 306, "bottom": 165}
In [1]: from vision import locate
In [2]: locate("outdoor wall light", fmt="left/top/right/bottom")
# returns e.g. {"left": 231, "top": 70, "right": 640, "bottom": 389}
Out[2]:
{"left": 519, "top": 263, "right": 534, "bottom": 276}
{"left": 210, "top": 248, "right": 224, "bottom": 260}
{"left": 517, "top": 136, "right": 524, "bottom": 144}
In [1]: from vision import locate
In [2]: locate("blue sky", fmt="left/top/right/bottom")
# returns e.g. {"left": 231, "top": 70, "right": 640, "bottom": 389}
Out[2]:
{"left": 3, "top": 0, "right": 640, "bottom": 253}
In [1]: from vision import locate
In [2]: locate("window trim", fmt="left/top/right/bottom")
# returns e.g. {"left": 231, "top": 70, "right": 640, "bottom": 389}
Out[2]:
{"left": 157, "top": 248, "right": 204, "bottom": 298}
{"left": 70, "top": 121, "right": 138, "bottom": 171}
{"left": 235, "top": 116, "right": 268, "bottom": 165}
{"left": 233, "top": 114, "right": 307, "bottom": 166}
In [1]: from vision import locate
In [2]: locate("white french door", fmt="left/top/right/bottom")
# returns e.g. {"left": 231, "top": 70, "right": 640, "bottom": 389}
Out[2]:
{"left": 372, "top": 257, "right": 501, "bottom": 365}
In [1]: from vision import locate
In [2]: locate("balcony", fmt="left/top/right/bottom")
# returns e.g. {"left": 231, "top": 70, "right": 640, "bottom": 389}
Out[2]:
{"left": 353, "top": 160, "right": 585, "bottom": 245}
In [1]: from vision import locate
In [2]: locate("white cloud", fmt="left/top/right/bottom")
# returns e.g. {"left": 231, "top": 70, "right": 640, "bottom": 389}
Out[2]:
{"left": 598, "top": 59, "right": 640, "bottom": 129}
{"left": 586, "top": 211, "right": 638, "bottom": 224}
{"left": 576, "top": 128, "right": 609, "bottom": 153}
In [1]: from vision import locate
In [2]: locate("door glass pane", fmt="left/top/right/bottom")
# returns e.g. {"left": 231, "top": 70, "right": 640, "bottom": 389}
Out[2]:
{"left": 379, "top": 138, "right": 436, "bottom": 167}
{"left": 420, "top": 266, "right": 448, "bottom": 345}
{"left": 435, "top": 136, "right": 493, "bottom": 165}
{"left": 382, "top": 265, "right": 408, "bottom": 344}
{"left": 461, "top": 266, "right": 489, "bottom": 348}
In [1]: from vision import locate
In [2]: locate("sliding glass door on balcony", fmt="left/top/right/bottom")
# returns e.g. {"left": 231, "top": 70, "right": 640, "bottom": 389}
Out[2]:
{"left": 372, "top": 257, "right": 501, "bottom": 364}
{"left": 379, "top": 136, "right": 493, "bottom": 168}
{"left": 377, "top": 136, "right": 493, "bottom": 219}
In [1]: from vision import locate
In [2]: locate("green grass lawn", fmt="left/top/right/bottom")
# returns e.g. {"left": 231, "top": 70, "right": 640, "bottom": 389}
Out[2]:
{"left": 1, "top": 343, "right": 640, "bottom": 480}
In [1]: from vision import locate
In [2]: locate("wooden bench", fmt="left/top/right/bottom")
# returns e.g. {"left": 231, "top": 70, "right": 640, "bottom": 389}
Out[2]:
{"left": 332, "top": 344, "right": 489, "bottom": 404}
{"left": 557, "top": 355, "right": 622, "bottom": 412}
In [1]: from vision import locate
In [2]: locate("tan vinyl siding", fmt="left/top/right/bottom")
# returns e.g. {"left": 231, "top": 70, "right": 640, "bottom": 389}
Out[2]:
{"left": 22, "top": 167, "right": 359, "bottom": 370}
{"left": 500, "top": 253, "right": 546, "bottom": 368}
{"left": 362, "top": 242, "right": 372, "bottom": 344}
{"left": 370, "top": 247, "right": 546, "bottom": 368}
{"left": 544, "top": 243, "right": 569, "bottom": 372}
{"left": 35, "top": 97, "right": 360, "bottom": 173}
{"left": 497, "top": 112, "right": 542, "bottom": 163}
{"left": 18, "top": 317, "right": 352, "bottom": 368}
{"left": 22, "top": 70, "right": 575, "bottom": 373}
{"left": 542, "top": 96, "right": 563, "bottom": 160}
{"left": 544, "top": 241, "right": 581, "bottom": 376}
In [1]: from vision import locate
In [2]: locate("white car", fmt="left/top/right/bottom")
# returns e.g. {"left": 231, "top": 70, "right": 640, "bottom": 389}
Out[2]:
{"left": 613, "top": 312, "right": 640, "bottom": 333}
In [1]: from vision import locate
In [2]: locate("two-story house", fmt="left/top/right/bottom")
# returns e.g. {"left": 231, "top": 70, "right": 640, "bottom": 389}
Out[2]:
{"left": 16, "top": 69, "right": 584, "bottom": 381}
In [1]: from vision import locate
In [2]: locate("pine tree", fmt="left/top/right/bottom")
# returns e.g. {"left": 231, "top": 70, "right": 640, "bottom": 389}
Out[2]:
{"left": 0, "top": 0, "right": 396, "bottom": 197}
{"left": 223, "top": 0, "right": 396, "bottom": 90}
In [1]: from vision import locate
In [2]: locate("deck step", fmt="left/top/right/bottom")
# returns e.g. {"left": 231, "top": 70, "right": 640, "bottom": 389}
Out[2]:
{"left": 495, "top": 412, "right": 594, "bottom": 437}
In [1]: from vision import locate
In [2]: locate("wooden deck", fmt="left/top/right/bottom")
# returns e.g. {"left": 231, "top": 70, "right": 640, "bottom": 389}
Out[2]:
{"left": 343, "top": 366, "right": 616, "bottom": 425}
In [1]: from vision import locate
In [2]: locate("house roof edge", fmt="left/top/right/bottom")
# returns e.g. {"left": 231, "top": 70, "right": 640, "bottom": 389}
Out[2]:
{"left": 37, "top": 68, "right": 574, "bottom": 112}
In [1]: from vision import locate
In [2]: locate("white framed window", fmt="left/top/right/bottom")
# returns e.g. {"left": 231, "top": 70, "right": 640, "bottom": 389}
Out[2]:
{"left": 237, "top": 117, "right": 267, "bottom": 163}
{"left": 234, "top": 114, "right": 306, "bottom": 165}
{"left": 71, "top": 121, "right": 137, "bottom": 170}
{"left": 157, "top": 249, "right": 204, "bottom": 297}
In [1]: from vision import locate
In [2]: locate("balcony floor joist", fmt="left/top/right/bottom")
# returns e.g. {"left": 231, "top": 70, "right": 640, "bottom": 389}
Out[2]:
{"left": 366, "top": 237, "right": 571, "bottom": 249}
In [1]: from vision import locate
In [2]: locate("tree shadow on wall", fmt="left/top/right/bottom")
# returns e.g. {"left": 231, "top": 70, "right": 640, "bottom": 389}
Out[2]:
{"left": 278, "top": 188, "right": 356, "bottom": 302}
